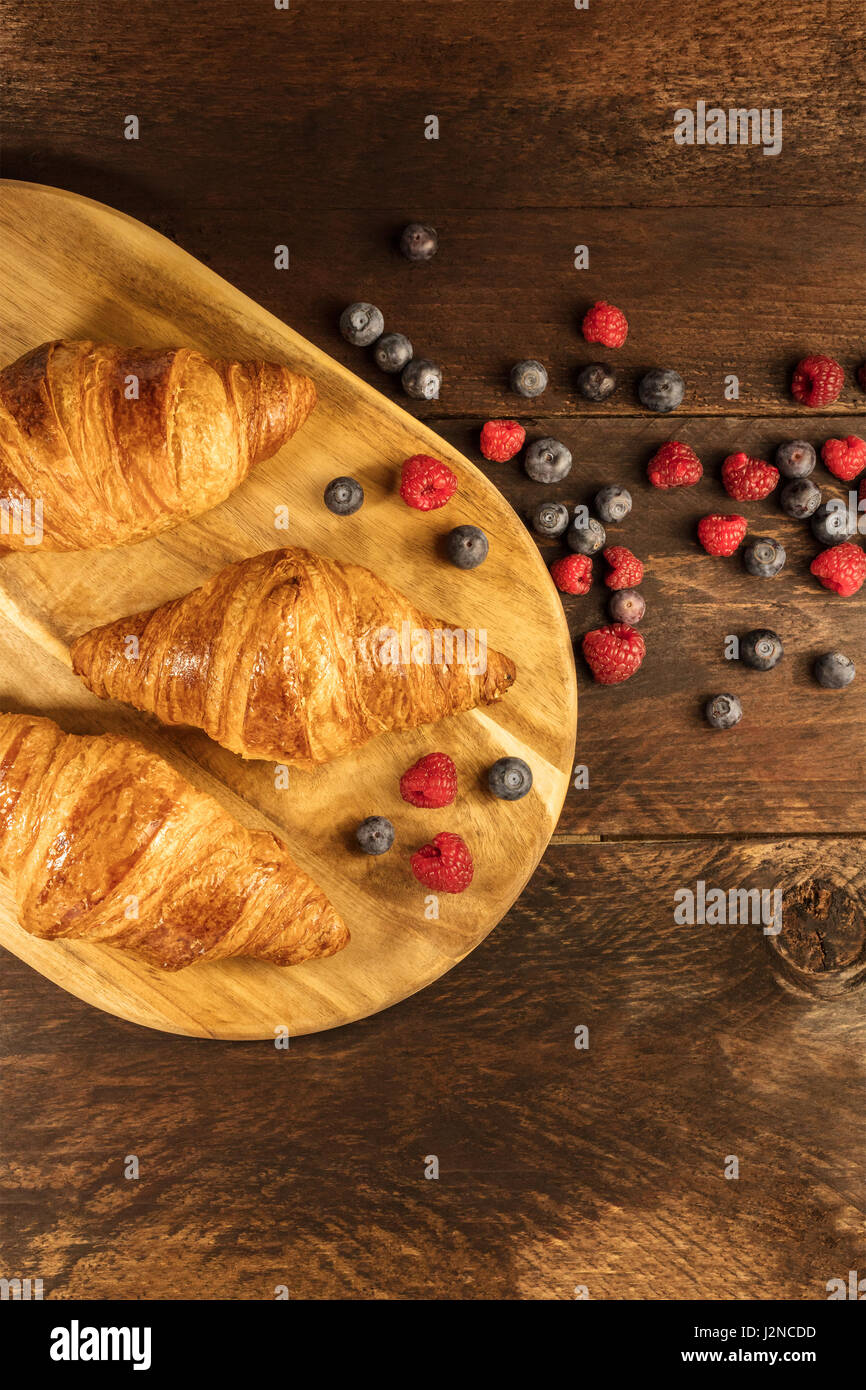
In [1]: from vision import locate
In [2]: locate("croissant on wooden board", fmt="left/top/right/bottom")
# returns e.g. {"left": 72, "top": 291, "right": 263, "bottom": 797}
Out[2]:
{"left": 0, "top": 339, "right": 316, "bottom": 551}
{"left": 0, "top": 713, "right": 348, "bottom": 970}
{"left": 71, "top": 547, "right": 518, "bottom": 766}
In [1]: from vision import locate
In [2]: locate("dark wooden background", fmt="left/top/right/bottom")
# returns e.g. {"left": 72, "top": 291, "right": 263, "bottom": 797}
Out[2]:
{"left": 1, "top": 0, "right": 864, "bottom": 1300}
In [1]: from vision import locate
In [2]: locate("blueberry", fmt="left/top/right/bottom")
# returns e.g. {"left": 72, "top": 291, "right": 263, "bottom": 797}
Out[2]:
{"left": 814, "top": 652, "right": 856, "bottom": 689}
{"left": 567, "top": 517, "right": 606, "bottom": 555}
{"left": 399, "top": 222, "right": 438, "bottom": 261}
{"left": 356, "top": 816, "right": 395, "bottom": 854}
{"left": 594, "top": 484, "right": 632, "bottom": 524}
{"left": 740, "top": 628, "right": 783, "bottom": 670}
{"left": 339, "top": 302, "right": 384, "bottom": 347}
{"left": 373, "top": 331, "right": 413, "bottom": 373}
{"left": 638, "top": 368, "right": 685, "bottom": 413}
{"left": 402, "top": 358, "right": 442, "bottom": 400}
{"left": 576, "top": 362, "right": 617, "bottom": 402}
{"left": 811, "top": 500, "right": 854, "bottom": 546}
{"left": 488, "top": 756, "right": 533, "bottom": 801}
{"left": 743, "top": 537, "right": 786, "bottom": 578}
{"left": 780, "top": 478, "right": 821, "bottom": 519}
{"left": 608, "top": 588, "right": 645, "bottom": 625}
{"left": 324, "top": 476, "right": 364, "bottom": 515}
{"left": 705, "top": 694, "right": 743, "bottom": 730}
{"left": 530, "top": 501, "right": 570, "bottom": 538}
{"left": 510, "top": 359, "right": 548, "bottom": 398}
{"left": 524, "top": 437, "right": 572, "bottom": 483}
{"left": 775, "top": 439, "right": 816, "bottom": 478}
{"left": 446, "top": 524, "right": 488, "bottom": 569}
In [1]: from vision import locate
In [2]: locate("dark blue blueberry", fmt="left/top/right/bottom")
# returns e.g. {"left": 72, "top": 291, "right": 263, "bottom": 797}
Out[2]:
{"left": 446, "top": 525, "right": 489, "bottom": 569}
{"left": 775, "top": 439, "right": 816, "bottom": 478}
{"left": 608, "top": 589, "right": 645, "bottom": 625}
{"left": 780, "top": 478, "right": 821, "bottom": 519}
{"left": 577, "top": 362, "right": 617, "bottom": 402}
{"left": 638, "top": 368, "right": 685, "bottom": 413}
{"left": 567, "top": 517, "right": 606, "bottom": 555}
{"left": 740, "top": 629, "right": 783, "bottom": 670}
{"left": 530, "top": 501, "right": 570, "bottom": 538}
{"left": 401, "top": 358, "right": 442, "bottom": 400}
{"left": 488, "top": 757, "right": 533, "bottom": 800}
{"left": 400, "top": 223, "right": 438, "bottom": 261}
{"left": 324, "top": 477, "right": 364, "bottom": 515}
{"left": 510, "top": 359, "right": 548, "bottom": 398}
{"left": 594, "top": 484, "right": 632, "bottom": 524}
{"left": 814, "top": 652, "right": 855, "bottom": 689}
{"left": 373, "top": 332, "right": 413, "bottom": 373}
{"left": 524, "top": 437, "right": 572, "bottom": 483}
{"left": 743, "top": 537, "right": 786, "bottom": 577}
{"left": 356, "top": 816, "right": 395, "bottom": 855}
{"left": 705, "top": 694, "right": 743, "bottom": 729}
{"left": 811, "top": 500, "right": 854, "bottom": 546}
{"left": 339, "top": 302, "right": 384, "bottom": 346}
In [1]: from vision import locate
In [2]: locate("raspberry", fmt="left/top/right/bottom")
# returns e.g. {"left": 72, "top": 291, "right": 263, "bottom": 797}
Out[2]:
{"left": 410, "top": 831, "right": 474, "bottom": 893}
{"left": 821, "top": 436, "right": 866, "bottom": 482}
{"left": 697, "top": 514, "right": 748, "bottom": 555}
{"left": 647, "top": 441, "right": 703, "bottom": 488}
{"left": 581, "top": 301, "right": 628, "bottom": 349}
{"left": 603, "top": 545, "right": 643, "bottom": 589}
{"left": 721, "top": 453, "right": 779, "bottom": 501}
{"left": 810, "top": 543, "right": 866, "bottom": 597}
{"left": 582, "top": 623, "right": 646, "bottom": 685}
{"left": 400, "top": 454, "right": 458, "bottom": 510}
{"left": 400, "top": 752, "right": 458, "bottom": 808}
{"left": 479, "top": 419, "right": 525, "bottom": 463}
{"left": 550, "top": 553, "right": 592, "bottom": 594}
{"left": 791, "top": 355, "right": 844, "bottom": 408}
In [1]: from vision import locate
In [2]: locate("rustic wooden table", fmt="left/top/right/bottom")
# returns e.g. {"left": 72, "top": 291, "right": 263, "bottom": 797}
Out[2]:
{"left": 1, "top": 0, "right": 864, "bottom": 1300}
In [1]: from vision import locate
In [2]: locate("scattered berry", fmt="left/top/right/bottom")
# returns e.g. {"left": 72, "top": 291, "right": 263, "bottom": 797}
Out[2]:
{"left": 638, "top": 368, "right": 685, "bottom": 414}
{"left": 511, "top": 359, "right": 548, "bottom": 398}
{"left": 810, "top": 542, "right": 866, "bottom": 596}
{"left": 697, "top": 514, "right": 747, "bottom": 556}
{"left": 410, "top": 831, "right": 474, "bottom": 893}
{"left": 791, "top": 355, "right": 844, "bottom": 408}
{"left": 594, "top": 484, "right": 632, "bottom": 524}
{"left": 400, "top": 454, "right": 458, "bottom": 510}
{"left": 705, "top": 694, "right": 743, "bottom": 730}
{"left": 581, "top": 301, "right": 628, "bottom": 348}
{"left": 340, "top": 302, "right": 384, "bottom": 347}
{"left": 775, "top": 439, "right": 816, "bottom": 478}
{"left": 356, "top": 816, "right": 395, "bottom": 855}
{"left": 402, "top": 358, "right": 442, "bottom": 400}
{"left": 400, "top": 752, "right": 457, "bottom": 808}
{"left": 399, "top": 222, "right": 438, "bottom": 261}
{"left": 524, "top": 437, "right": 572, "bottom": 483}
{"left": 479, "top": 419, "right": 525, "bottom": 462}
{"left": 567, "top": 517, "right": 606, "bottom": 555}
{"left": 721, "top": 453, "right": 780, "bottom": 501}
{"left": 446, "top": 524, "right": 488, "bottom": 569}
{"left": 814, "top": 652, "right": 856, "bottom": 689}
{"left": 608, "top": 588, "right": 645, "bottom": 625}
{"left": 647, "top": 441, "right": 703, "bottom": 488}
{"left": 550, "top": 553, "right": 592, "bottom": 594}
{"left": 373, "top": 331, "right": 413, "bottom": 373}
{"left": 743, "top": 536, "right": 786, "bottom": 578}
{"left": 603, "top": 545, "right": 643, "bottom": 589}
{"left": 821, "top": 435, "right": 866, "bottom": 482}
{"left": 488, "top": 757, "right": 533, "bottom": 801}
{"left": 530, "top": 500, "right": 570, "bottom": 538}
{"left": 811, "top": 500, "right": 854, "bottom": 546}
{"left": 324, "top": 476, "right": 364, "bottom": 515}
{"left": 740, "top": 629, "right": 783, "bottom": 671}
{"left": 780, "top": 478, "right": 822, "bottom": 519}
{"left": 576, "top": 362, "right": 617, "bottom": 401}
{"left": 582, "top": 623, "right": 646, "bottom": 684}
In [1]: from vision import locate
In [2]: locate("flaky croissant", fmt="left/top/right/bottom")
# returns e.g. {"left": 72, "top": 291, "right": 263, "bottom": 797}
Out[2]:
{"left": 0, "top": 340, "right": 316, "bottom": 550}
{"left": 71, "top": 547, "right": 517, "bottom": 766}
{"left": 0, "top": 713, "right": 348, "bottom": 970}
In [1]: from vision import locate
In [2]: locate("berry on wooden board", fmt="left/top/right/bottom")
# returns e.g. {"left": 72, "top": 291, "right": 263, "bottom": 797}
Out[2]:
{"left": 400, "top": 454, "right": 457, "bottom": 510}
{"left": 402, "top": 358, "right": 442, "bottom": 399}
{"left": 550, "top": 553, "right": 592, "bottom": 594}
{"left": 721, "top": 453, "right": 779, "bottom": 501}
{"left": 647, "top": 441, "right": 703, "bottom": 488}
{"left": 581, "top": 301, "right": 628, "bottom": 348}
{"left": 811, "top": 501, "right": 854, "bottom": 546}
{"left": 399, "top": 222, "right": 438, "bottom": 261}
{"left": 479, "top": 419, "right": 525, "bottom": 462}
{"left": 488, "top": 757, "right": 533, "bottom": 801}
{"left": 324, "top": 476, "right": 364, "bottom": 515}
{"left": 638, "top": 368, "right": 685, "bottom": 414}
{"left": 594, "top": 484, "right": 632, "bottom": 524}
{"left": 705, "top": 694, "right": 743, "bottom": 730}
{"left": 743, "top": 537, "right": 786, "bottom": 578}
{"left": 530, "top": 500, "right": 570, "bottom": 538}
{"left": 340, "top": 302, "right": 384, "bottom": 346}
{"left": 775, "top": 440, "right": 816, "bottom": 478}
{"left": 697, "top": 514, "right": 747, "bottom": 556}
{"left": 814, "top": 652, "right": 856, "bottom": 689}
{"left": 582, "top": 623, "right": 646, "bottom": 684}
{"left": 790, "top": 355, "right": 844, "bottom": 407}
{"left": 780, "top": 478, "right": 821, "bottom": 519}
{"left": 740, "top": 629, "right": 783, "bottom": 671}
{"left": 356, "top": 816, "right": 395, "bottom": 855}
{"left": 608, "top": 588, "right": 645, "bottom": 625}
{"left": 410, "top": 832, "right": 474, "bottom": 893}
{"left": 603, "top": 545, "right": 643, "bottom": 589}
{"left": 446, "top": 525, "right": 488, "bottom": 569}
{"left": 576, "top": 362, "right": 617, "bottom": 401}
{"left": 810, "top": 543, "right": 866, "bottom": 596}
{"left": 821, "top": 436, "right": 866, "bottom": 482}
{"left": 524, "top": 437, "right": 572, "bottom": 483}
{"left": 373, "top": 332, "right": 413, "bottom": 373}
{"left": 567, "top": 517, "right": 606, "bottom": 555}
{"left": 400, "top": 753, "right": 458, "bottom": 808}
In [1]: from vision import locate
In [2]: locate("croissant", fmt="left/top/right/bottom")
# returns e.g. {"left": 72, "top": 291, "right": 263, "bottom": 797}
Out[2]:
{"left": 0, "top": 713, "right": 348, "bottom": 970}
{"left": 71, "top": 547, "right": 517, "bottom": 766}
{"left": 0, "top": 339, "right": 316, "bottom": 550}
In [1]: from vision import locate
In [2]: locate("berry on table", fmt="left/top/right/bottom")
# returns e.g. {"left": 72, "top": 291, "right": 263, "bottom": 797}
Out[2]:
{"left": 399, "top": 222, "right": 438, "bottom": 261}
{"left": 550, "top": 553, "right": 592, "bottom": 594}
{"left": 576, "top": 362, "right": 617, "bottom": 401}
{"left": 340, "top": 302, "right": 384, "bottom": 346}
{"left": 530, "top": 500, "right": 570, "bottom": 538}
{"left": 697, "top": 514, "right": 748, "bottom": 556}
{"left": 791, "top": 355, "right": 844, "bottom": 407}
{"left": 594, "top": 484, "right": 632, "bottom": 524}
{"left": 480, "top": 419, "right": 525, "bottom": 462}
{"left": 410, "top": 831, "right": 474, "bottom": 893}
{"left": 510, "top": 359, "right": 549, "bottom": 397}
{"left": 780, "top": 478, "right": 822, "bottom": 519}
{"left": 743, "top": 537, "right": 786, "bottom": 577}
{"left": 810, "top": 542, "right": 866, "bottom": 596}
{"left": 567, "top": 517, "right": 606, "bottom": 555}
{"left": 821, "top": 435, "right": 866, "bottom": 482}
{"left": 647, "top": 441, "right": 703, "bottom": 488}
{"left": 638, "top": 368, "right": 685, "bottom": 413}
{"left": 582, "top": 623, "right": 646, "bottom": 684}
{"left": 373, "top": 331, "right": 413, "bottom": 373}
{"left": 608, "top": 588, "right": 645, "bottom": 625}
{"left": 775, "top": 439, "right": 816, "bottom": 478}
{"left": 400, "top": 752, "right": 457, "bottom": 808}
{"left": 814, "top": 652, "right": 856, "bottom": 689}
{"left": 446, "top": 524, "right": 489, "bottom": 569}
{"left": 488, "top": 756, "right": 533, "bottom": 801}
{"left": 524, "top": 437, "right": 572, "bottom": 483}
{"left": 402, "top": 358, "right": 442, "bottom": 400}
{"left": 705, "top": 694, "right": 743, "bottom": 730}
{"left": 356, "top": 816, "right": 395, "bottom": 854}
{"left": 811, "top": 500, "right": 854, "bottom": 546}
{"left": 581, "top": 301, "right": 628, "bottom": 348}
{"left": 324, "top": 476, "right": 364, "bottom": 515}
{"left": 740, "top": 629, "right": 783, "bottom": 671}
{"left": 721, "top": 453, "right": 780, "bottom": 501}
{"left": 603, "top": 545, "right": 643, "bottom": 589}
{"left": 400, "top": 454, "right": 458, "bottom": 510}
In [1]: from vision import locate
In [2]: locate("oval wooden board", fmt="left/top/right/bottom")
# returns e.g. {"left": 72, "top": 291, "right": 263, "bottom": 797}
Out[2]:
{"left": 0, "top": 180, "right": 576, "bottom": 1039}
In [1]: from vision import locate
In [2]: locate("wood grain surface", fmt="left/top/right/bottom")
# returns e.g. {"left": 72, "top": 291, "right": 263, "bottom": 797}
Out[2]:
{"left": 1, "top": 0, "right": 864, "bottom": 1303}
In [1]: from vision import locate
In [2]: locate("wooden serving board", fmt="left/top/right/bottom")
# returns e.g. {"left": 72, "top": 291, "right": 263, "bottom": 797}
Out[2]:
{"left": 0, "top": 181, "right": 576, "bottom": 1039}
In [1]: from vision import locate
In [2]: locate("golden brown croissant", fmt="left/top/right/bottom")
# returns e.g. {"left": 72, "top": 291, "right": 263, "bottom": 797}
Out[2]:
{"left": 0, "top": 713, "right": 348, "bottom": 970}
{"left": 71, "top": 547, "right": 517, "bottom": 766}
{"left": 0, "top": 339, "right": 316, "bottom": 550}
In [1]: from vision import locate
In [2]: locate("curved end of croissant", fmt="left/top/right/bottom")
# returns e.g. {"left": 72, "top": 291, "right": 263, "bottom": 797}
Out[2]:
{"left": 229, "top": 360, "right": 317, "bottom": 466}
{"left": 481, "top": 647, "right": 517, "bottom": 703}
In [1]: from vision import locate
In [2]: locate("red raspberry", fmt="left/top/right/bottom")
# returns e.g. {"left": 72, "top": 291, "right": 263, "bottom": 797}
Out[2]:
{"left": 791, "top": 355, "right": 844, "bottom": 408}
{"left": 603, "top": 545, "right": 643, "bottom": 589}
{"left": 582, "top": 623, "right": 646, "bottom": 685}
{"left": 647, "top": 441, "right": 703, "bottom": 488}
{"left": 400, "top": 752, "right": 457, "bottom": 808}
{"left": 400, "top": 454, "right": 458, "bottom": 510}
{"left": 821, "top": 435, "right": 866, "bottom": 482}
{"left": 550, "top": 554, "right": 592, "bottom": 595}
{"left": 721, "top": 452, "right": 779, "bottom": 501}
{"left": 810, "top": 543, "right": 866, "bottom": 597}
{"left": 581, "top": 300, "right": 628, "bottom": 349}
{"left": 697, "top": 514, "right": 748, "bottom": 556}
{"left": 479, "top": 419, "right": 525, "bottom": 463}
{"left": 410, "top": 831, "right": 474, "bottom": 893}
